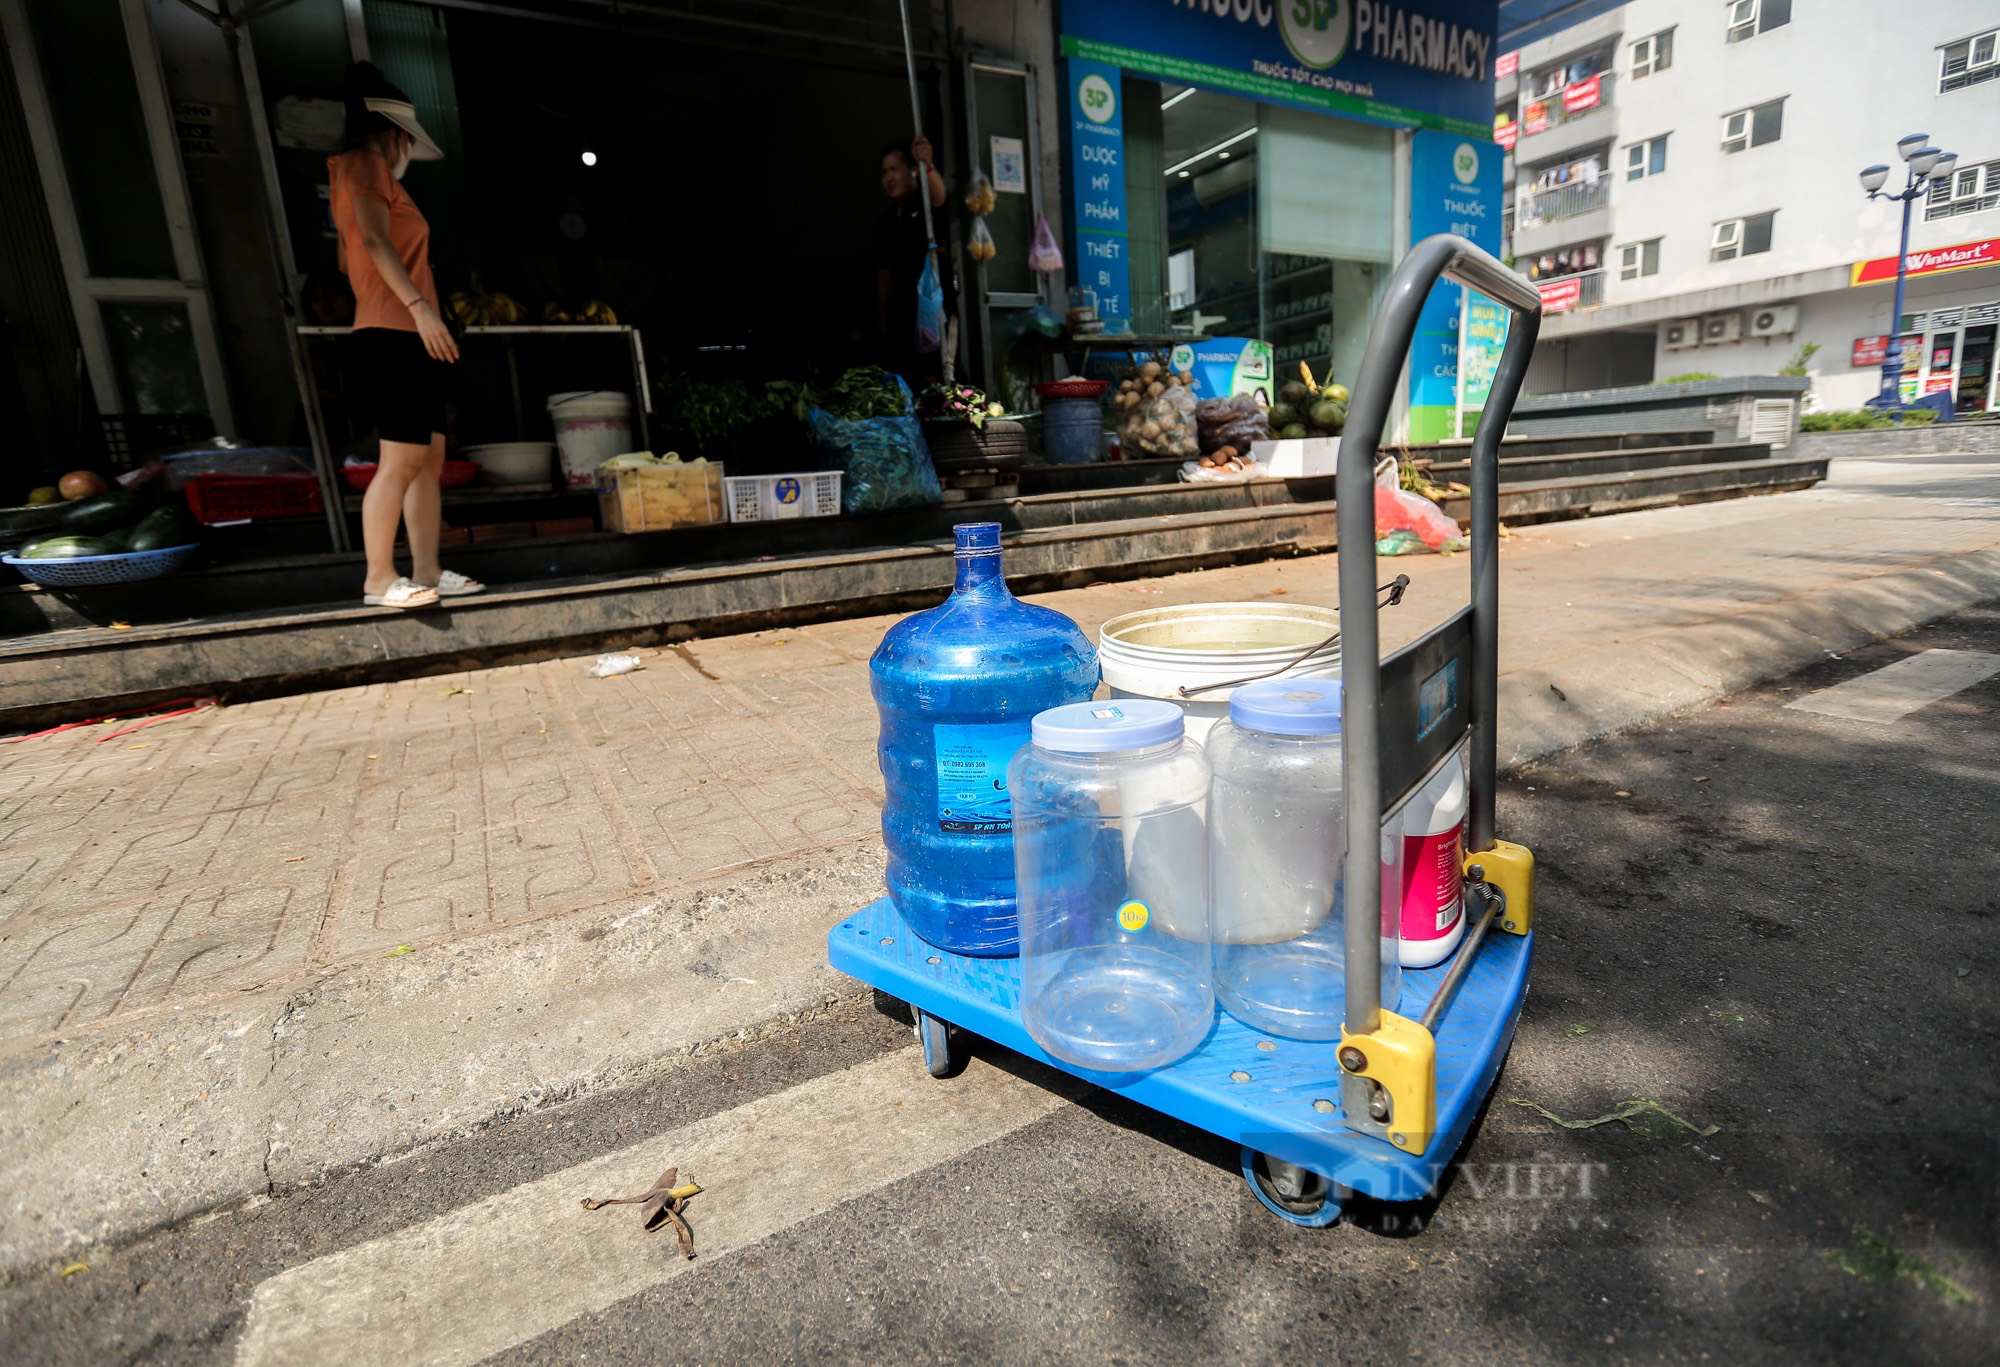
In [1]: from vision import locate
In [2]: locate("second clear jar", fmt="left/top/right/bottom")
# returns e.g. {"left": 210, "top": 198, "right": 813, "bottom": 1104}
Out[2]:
{"left": 1207, "top": 679, "right": 1403, "bottom": 1040}
{"left": 1011, "top": 699, "right": 1214, "bottom": 1073}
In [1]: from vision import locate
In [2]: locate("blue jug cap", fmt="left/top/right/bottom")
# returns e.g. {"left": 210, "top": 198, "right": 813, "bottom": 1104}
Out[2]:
{"left": 1228, "top": 678, "right": 1343, "bottom": 737}
{"left": 1031, "top": 698, "right": 1185, "bottom": 753}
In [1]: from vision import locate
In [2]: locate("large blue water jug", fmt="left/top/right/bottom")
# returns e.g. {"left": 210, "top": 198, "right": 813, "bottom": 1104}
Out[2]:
{"left": 871, "top": 523, "right": 1100, "bottom": 955}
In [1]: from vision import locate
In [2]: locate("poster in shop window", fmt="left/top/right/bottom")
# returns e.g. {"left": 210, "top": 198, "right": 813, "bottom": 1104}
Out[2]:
{"left": 1408, "top": 130, "right": 1503, "bottom": 443}
{"left": 990, "top": 136, "right": 1027, "bottom": 194}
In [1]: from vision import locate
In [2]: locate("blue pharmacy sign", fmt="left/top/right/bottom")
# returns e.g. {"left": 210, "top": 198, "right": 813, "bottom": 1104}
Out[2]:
{"left": 1406, "top": 129, "right": 1502, "bottom": 443}
{"left": 1066, "top": 58, "right": 1132, "bottom": 326}
{"left": 1061, "top": 1, "right": 1499, "bottom": 138}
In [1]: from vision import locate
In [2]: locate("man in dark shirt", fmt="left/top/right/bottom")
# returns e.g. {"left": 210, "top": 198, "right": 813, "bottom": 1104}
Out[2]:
{"left": 874, "top": 136, "right": 957, "bottom": 388}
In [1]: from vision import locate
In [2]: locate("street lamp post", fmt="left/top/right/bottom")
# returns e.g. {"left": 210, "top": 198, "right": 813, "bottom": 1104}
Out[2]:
{"left": 1859, "top": 135, "right": 1958, "bottom": 408}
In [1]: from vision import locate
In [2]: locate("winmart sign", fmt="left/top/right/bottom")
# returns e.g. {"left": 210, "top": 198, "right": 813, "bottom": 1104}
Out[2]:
{"left": 1850, "top": 236, "right": 2000, "bottom": 286}
{"left": 1061, "top": 0, "right": 1498, "bottom": 138}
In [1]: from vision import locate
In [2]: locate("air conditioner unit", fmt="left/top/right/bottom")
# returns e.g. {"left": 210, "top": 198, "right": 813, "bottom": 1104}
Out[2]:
{"left": 1748, "top": 304, "right": 1799, "bottom": 337}
{"left": 1662, "top": 317, "right": 1702, "bottom": 350}
{"left": 1701, "top": 312, "right": 1743, "bottom": 345}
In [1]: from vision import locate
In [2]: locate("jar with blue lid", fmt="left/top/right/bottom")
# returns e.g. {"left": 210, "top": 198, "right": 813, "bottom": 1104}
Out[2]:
{"left": 1010, "top": 698, "right": 1214, "bottom": 1072}
{"left": 1207, "top": 678, "right": 1403, "bottom": 1040}
{"left": 871, "top": 522, "right": 1099, "bottom": 956}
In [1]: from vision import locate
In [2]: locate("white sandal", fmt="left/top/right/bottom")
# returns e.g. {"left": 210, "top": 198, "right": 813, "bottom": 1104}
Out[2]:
{"left": 430, "top": 569, "right": 486, "bottom": 597}
{"left": 363, "top": 577, "right": 440, "bottom": 609}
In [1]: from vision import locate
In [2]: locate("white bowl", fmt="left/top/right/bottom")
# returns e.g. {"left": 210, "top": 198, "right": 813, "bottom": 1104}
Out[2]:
{"left": 463, "top": 441, "right": 556, "bottom": 487}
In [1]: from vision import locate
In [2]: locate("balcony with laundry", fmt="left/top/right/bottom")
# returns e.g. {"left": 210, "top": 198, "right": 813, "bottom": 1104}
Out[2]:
{"left": 1514, "top": 42, "right": 1617, "bottom": 164}
{"left": 1512, "top": 142, "right": 1613, "bottom": 258}
{"left": 1522, "top": 241, "right": 1608, "bottom": 316}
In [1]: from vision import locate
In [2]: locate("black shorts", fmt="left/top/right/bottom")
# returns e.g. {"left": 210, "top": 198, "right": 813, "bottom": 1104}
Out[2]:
{"left": 349, "top": 326, "right": 450, "bottom": 446}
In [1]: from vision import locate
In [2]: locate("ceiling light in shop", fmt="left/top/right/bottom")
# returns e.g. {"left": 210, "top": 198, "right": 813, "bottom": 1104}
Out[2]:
{"left": 581, "top": 145, "right": 598, "bottom": 167}
{"left": 1217, "top": 151, "right": 1229, "bottom": 159}
{"left": 1178, "top": 170, "right": 1191, "bottom": 178}
{"left": 1164, "top": 127, "right": 1255, "bottom": 177}
{"left": 1161, "top": 88, "right": 1195, "bottom": 111}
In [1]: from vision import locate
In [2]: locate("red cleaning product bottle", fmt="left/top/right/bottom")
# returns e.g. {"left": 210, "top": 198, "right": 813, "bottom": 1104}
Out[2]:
{"left": 1398, "top": 752, "right": 1467, "bottom": 968}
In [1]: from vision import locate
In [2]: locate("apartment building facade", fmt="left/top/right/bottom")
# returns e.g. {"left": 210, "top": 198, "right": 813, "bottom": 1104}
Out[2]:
{"left": 1493, "top": 0, "right": 2000, "bottom": 411}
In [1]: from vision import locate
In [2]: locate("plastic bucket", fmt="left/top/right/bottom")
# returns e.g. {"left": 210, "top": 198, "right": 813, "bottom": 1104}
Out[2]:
{"left": 1098, "top": 601, "right": 1341, "bottom": 745}
{"left": 547, "top": 391, "right": 633, "bottom": 489}
{"left": 1042, "top": 396, "right": 1104, "bottom": 465}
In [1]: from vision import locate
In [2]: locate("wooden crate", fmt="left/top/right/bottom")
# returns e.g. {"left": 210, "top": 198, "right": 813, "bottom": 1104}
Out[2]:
{"left": 595, "top": 463, "right": 726, "bottom": 533}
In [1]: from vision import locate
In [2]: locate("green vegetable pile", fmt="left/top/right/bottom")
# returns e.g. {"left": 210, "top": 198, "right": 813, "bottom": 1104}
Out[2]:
{"left": 653, "top": 367, "right": 910, "bottom": 458}
{"left": 15, "top": 492, "right": 198, "bottom": 561}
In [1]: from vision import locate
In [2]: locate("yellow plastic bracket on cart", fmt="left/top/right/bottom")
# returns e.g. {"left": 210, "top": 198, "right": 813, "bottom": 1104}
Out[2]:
{"left": 1469, "top": 840, "right": 1535, "bottom": 936}
{"left": 1340, "top": 1011, "right": 1436, "bottom": 1156}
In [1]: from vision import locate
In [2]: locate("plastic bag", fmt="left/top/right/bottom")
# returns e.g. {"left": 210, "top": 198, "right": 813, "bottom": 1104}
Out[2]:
{"left": 1195, "top": 394, "right": 1272, "bottom": 455}
{"left": 914, "top": 250, "right": 945, "bottom": 354}
{"left": 808, "top": 374, "right": 943, "bottom": 515}
{"left": 1028, "top": 211, "right": 1064, "bottom": 274}
{"left": 1374, "top": 485, "right": 1465, "bottom": 554}
{"left": 1180, "top": 458, "right": 1268, "bottom": 484}
{"left": 1115, "top": 382, "right": 1198, "bottom": 460}
{"left": 585, "top": 653, "right": 642, "bottom": 677}
{"left": 964, "top": 169, "right": 996, "bottom": 216}
{"left": 967, "top": 217, "right": 997, "bottom": 263}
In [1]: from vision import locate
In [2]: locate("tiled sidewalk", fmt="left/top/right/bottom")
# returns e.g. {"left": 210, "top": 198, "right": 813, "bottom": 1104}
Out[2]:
{"left": 3, "top": 452, "right": 1997, "bottom": 1052}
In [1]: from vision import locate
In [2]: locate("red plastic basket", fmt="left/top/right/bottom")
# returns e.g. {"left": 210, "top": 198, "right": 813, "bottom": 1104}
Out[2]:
{"left": 183, "top": 474, "right": 326, "bottom": 523}
{"left": 1035, "top": 379, "right": 1109, "bottom": 400}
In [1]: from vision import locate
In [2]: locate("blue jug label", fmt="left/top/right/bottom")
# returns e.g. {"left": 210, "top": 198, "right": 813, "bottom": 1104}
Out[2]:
{"left": 933, "top": 721, "right": 1024, "bottom": 834}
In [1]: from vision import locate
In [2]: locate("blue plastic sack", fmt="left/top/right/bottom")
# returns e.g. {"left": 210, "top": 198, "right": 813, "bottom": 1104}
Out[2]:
{"left": 914, "top": 247, "right": 945, "bottom": 355}
{"left": 808, "top": 375, "right": 943, "bottom": 515}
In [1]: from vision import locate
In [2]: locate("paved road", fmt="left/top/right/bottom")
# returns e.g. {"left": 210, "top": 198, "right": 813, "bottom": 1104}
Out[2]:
{"left": 5, "top": 603, "right": 1994, "bottom": 1365}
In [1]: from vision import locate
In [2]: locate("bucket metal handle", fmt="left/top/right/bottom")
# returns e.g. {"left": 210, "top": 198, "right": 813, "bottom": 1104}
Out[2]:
{"left": 1175, "top": 575, "right": 1410, "bottom": 698}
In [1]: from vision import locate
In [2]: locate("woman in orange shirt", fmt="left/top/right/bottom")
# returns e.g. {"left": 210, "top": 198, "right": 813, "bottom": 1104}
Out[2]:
{"left": 330, "top": 63, "right": 483, "bottom": 609}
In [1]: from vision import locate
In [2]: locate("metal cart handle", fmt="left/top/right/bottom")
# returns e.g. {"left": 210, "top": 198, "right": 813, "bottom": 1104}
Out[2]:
{"left": 1338, "top": 233, "right": 1542, "bottom": 1035}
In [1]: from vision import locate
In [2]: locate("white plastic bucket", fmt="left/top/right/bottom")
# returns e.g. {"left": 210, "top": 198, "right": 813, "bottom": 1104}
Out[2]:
{"left": 1098, "top": 601, "right": 1340, "bottom": 746}
{"left": 547, "top": 391, "right": 633, "bottom": 489}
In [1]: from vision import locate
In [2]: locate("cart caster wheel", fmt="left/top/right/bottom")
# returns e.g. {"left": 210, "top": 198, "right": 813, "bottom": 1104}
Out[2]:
{"left": 1241, "top": 1146, "right": 1349, "bottom": 1228}
{"left": 914, "top": 1009, "right": 952, "bottom": 1078}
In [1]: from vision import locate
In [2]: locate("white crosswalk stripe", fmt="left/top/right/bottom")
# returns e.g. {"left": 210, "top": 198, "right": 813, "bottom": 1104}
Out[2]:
{"left": 234, "top": 1049, "right": 1062, "bottom": 1367}
{"left": 1786, "top": 648, "right": 2000, "bottom": 724}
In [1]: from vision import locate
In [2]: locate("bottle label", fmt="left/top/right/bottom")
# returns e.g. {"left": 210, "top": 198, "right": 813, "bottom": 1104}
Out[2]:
{"left": 1400, "top": 823, "right": 1465, "bottom": 941}
{"left": 933, "top": 722, "right": 1026, "bottom": 834}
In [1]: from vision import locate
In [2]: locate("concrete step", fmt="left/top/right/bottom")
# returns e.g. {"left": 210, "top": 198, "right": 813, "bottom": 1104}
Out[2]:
{"left": 1388, "top": 428, "right": 1715, "bottom": 462}
{"left": 0, "top": 498, "right": 1348, "bottom": 729}
{"left": 1423, "top": 441, "right": 1772, "bottom": 485}
{"left": 2, "top": 477, "right": 1342, "bottom": 639}
{"left": 1439, "top": 454, "right": 1828, "bottom": 525}
{"left": 1, "top": 453, "right": 1829, "bottom": 727}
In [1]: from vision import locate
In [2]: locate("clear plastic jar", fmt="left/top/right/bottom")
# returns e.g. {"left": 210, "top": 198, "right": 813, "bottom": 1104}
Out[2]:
{"left": 1207, "top": 679, "right": 1403, "bottom": 1040}
{"left": 1011, "top": 699, "right": 1214, "bottom": 1072}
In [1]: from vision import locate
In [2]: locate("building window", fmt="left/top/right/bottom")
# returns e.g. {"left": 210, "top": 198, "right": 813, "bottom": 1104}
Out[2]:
{"left": 1926, "top": 158, "right": 2000, "bottom": 220}
{"left": 1940, "top": 29, "right": 2000, "bottom": 93}
{"left": 1625, "top": 135, "right": 1668, "bottom": 180}
{"left": 1726, "top": 0, "right": 1791, "bottom": 44}
{"left": 1721, "top": 98, "right": 1784, "bottom": 154}
{"left": 1631, "top": 29, "right": 1673, "bottom": 78}
{"left": 1619, "top": 239, "right": 1661, "bottom": 280}
{"left": 1711, "top": 212, "right": 1775, "bottom": 261}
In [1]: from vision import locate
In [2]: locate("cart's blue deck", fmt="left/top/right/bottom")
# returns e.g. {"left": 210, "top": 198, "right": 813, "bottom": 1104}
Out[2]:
{"left": 830, "top": 899, "right": 1532, "bottom": 1203}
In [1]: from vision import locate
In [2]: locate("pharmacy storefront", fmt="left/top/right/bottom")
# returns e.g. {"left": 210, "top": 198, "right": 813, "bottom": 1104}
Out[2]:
{"left": 1058, "top": 0, "right": 1504, "bottom": 440}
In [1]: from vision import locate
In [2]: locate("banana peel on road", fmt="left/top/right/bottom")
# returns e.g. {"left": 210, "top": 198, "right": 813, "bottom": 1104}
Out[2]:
{"left": 582, "top": 1167, "right": 702, "bottom": 1259}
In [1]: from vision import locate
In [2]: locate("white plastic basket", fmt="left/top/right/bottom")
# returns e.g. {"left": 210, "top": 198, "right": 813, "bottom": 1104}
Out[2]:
{"left": 724, "top": 471, "right": 842, "bottom": 522}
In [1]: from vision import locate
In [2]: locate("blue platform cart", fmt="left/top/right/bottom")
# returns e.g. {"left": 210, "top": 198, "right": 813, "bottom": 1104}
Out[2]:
{"left": 828, "top": 235, "right": 1544, "bottom": 1227}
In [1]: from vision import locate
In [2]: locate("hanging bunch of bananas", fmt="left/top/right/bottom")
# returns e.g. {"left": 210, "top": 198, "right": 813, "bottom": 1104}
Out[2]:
{"left": 542, "top": 299, "right": 620, "bottom": 325}
{"left": 447, "top": 291, "right": 526, "bottom": 326}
